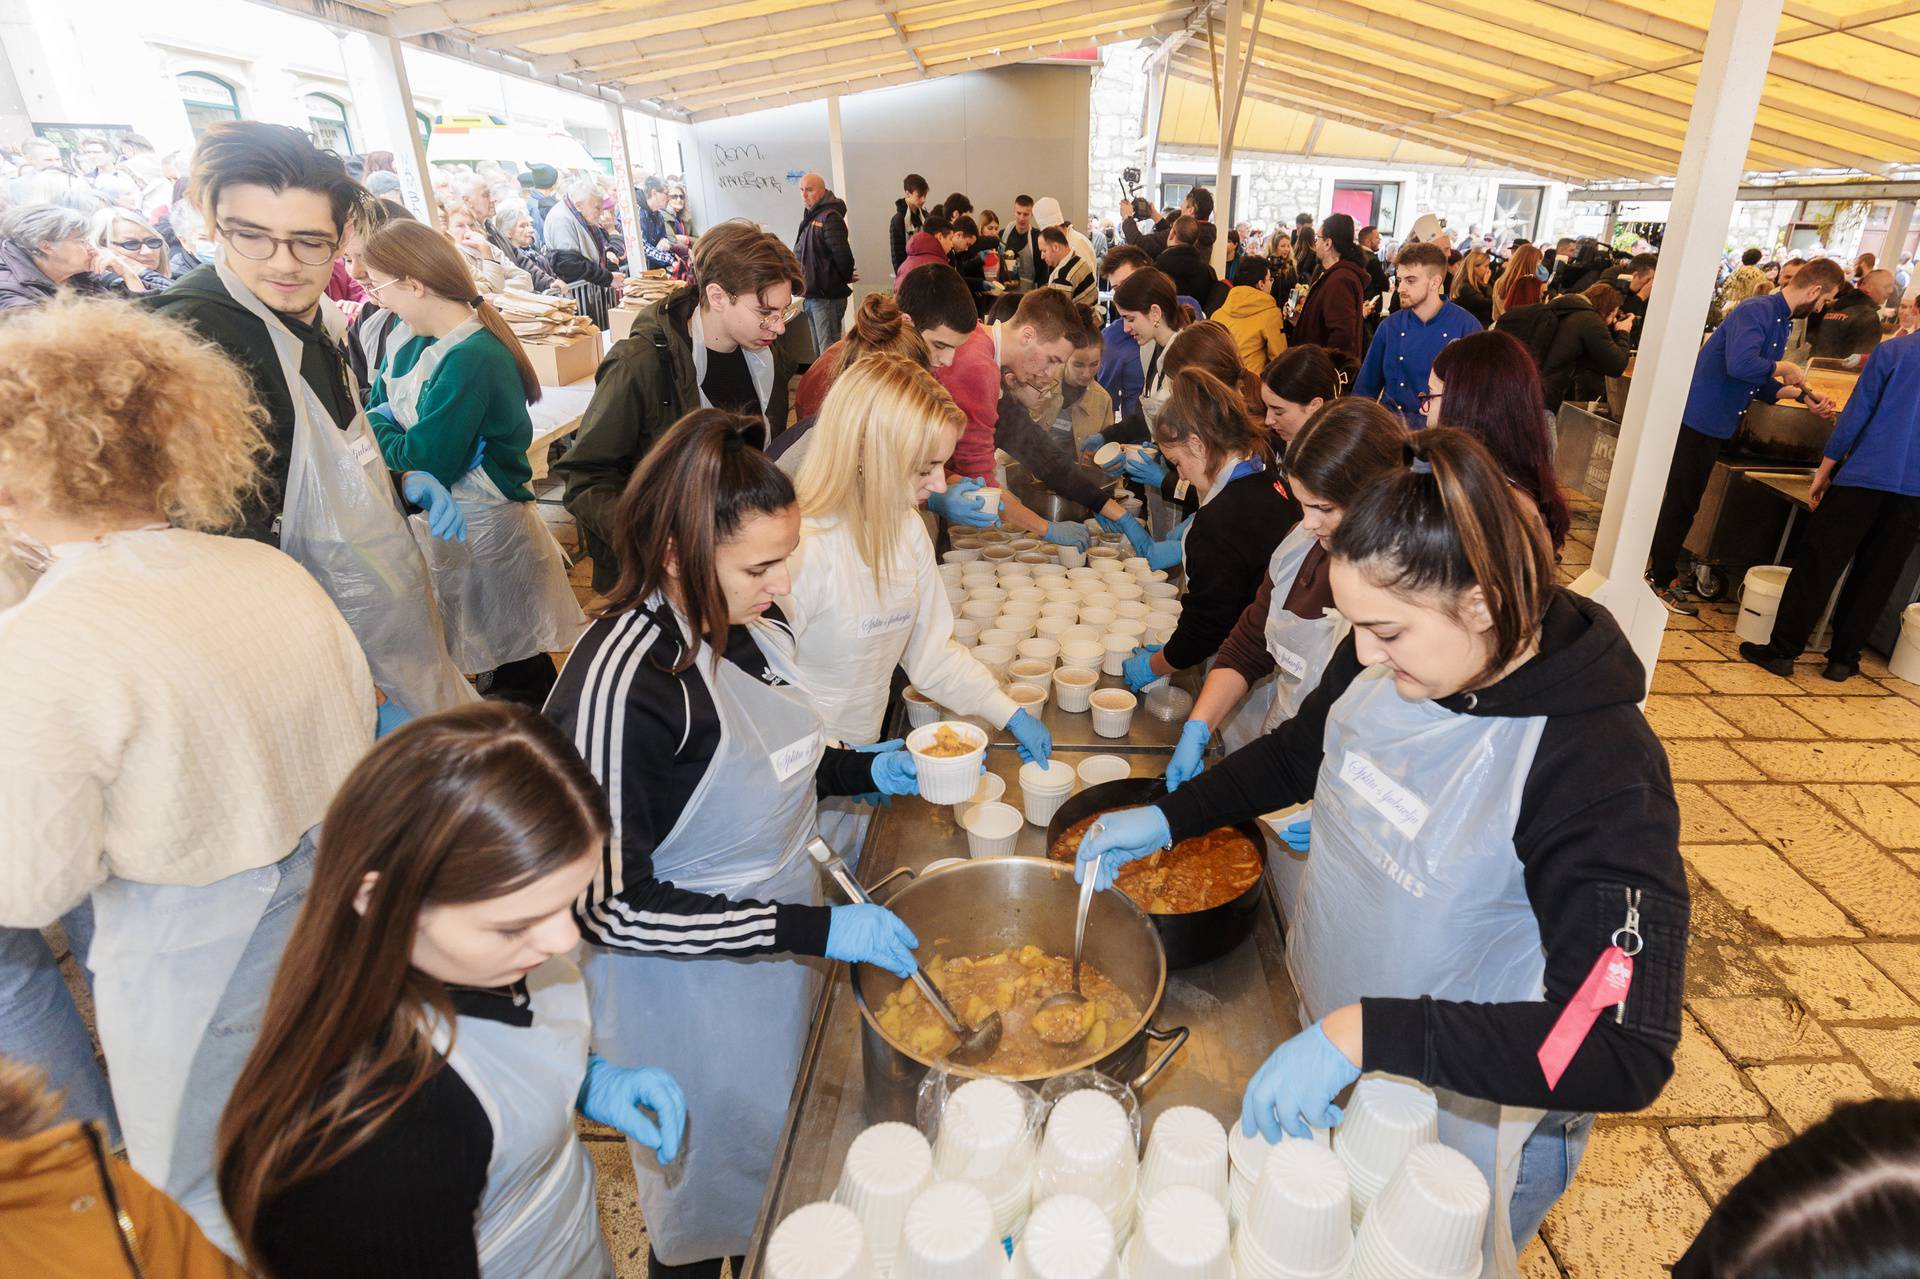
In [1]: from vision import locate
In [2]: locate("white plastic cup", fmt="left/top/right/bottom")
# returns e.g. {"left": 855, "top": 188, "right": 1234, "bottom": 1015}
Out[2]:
{"left": 938, "top": 563, "right": 966, "bottom": 585}
{"left": 1113, "top": 600, "right": 1152, "bottom": 621}
{"left": 933, "top": 1075, "right": 1037, "bottom": 1187}
{"left": 1012, "top": 1193, "right": 1117, "bottom": 1279}
{"left": 1018, "top": 759, "right": 1077, "bottom": 826}
{"left": 768, "top": 1201, "right": 881, "bottom": 1279}
{"left": 945, "top": 586, "right": 967, "bottom": 609}
{"left": 994, "top": 615, "right": 1039, "bottom": 642}
{"left": 1127, "top": 1185, "right": 1232, "bottom": 1279}
{"left": 1080, "top": 607, "right": 1117, "bottom": 631}
{"left": 1102, "top": 632, "right": 1138, "bottom": 677}
{"left": 1076, "top": 754, "right": 1132, "bottom": 788}
{"left": 1059, "top": 625, "right": 1102, "bottom": 649}
{"left": 1029, "top": 562, "right": 1067, "bottom": 579}
{"left": 978, "top": 627, "right": 1022, "bottom": 652}
{"left": 1005, "top": 683, "right": 1050, "bottom": 720}
{"left": 1337, "top": 1076, "right": 1441, "bottom": 1227}
{"left": 973, "top": 487, "right": 1004, "bottom": 518}
{"left": 969, "top": 583, "right": 1010, "bottom": 604}
{"left": 1036, "top": 615, "right": 1076, "bottom": 642}
{"left": 833, "top": 1122, "right": 934, "bottom": 1275}
{"left": 1119, "top": 556, "right": 1149, "bottom": 576}
{"left": 1036, "top": 1089, "right": 1138, "bottom": 1240}
{"left": 1108, "top": 619, "right": 1147, "bottom": 642}
{"left": 953, "top": 770, "right": 1007, "bottom": 817}
{"left": 1138, "top": 1106, "right": 1229, "bottom": 1210}
{"left": 1006, "top": 586, "right": 1047, "bottom": 605}
{"left": 1144, "top": 620, "right": 1176, "bottom": 647}
{"left": 1088, "top": 544, "right": 1122, "bottom": 562}
{"left": 906, "top": 721, "right": 989, "bottom": 804}
{"left": 896, "top": 1180, "right": 1007, "bottom": 1279}
{"left": 1109, "top": 580, "right": 1145, "bottom": 603}
{"left": 1017, "top": 637, "right": 1061, "bottom": 664}
{"left": 1090, "top": 689, "right": 1137, "bottom": 738}
{"left": 1143, "top": 581, "right": 1181, "bottom": 601}
{"left": 977, "top": 529, "right": 1013, "bottom": 545}
{"left": 1055, "top": 544, "right": 1087, "bottom": 568}
{"left": 942, "top": 547, "right": 981, "bottom": 565}
{"left": 1015, "top": 552, "right": 1053, "bottom": 567}
{"left": 962, "top": 800, "right": 1024, "bottom": 857}
{"left": 952, "top": 619, "right": 981, "bottom": 647}
{"left": 1001, "top": 601, "right": 1043, "bottom": 622}
{"left": 1008, "top": 538, "right": 1042, "bottom": 553}
{"left": 961, "top": 599, "right": 1001, "bottom": 624}
{"left": 1349, "top": 1142, "right": 1488, "bottom": 1279}
{"left": 903, "top": 686, "right": 943, "bottom": 728}
{"left": 1066, "top": 566, "right": 1102, "bottom": 583}
{"left": 1039, "top": 602, "right": 1081, "bottom": 624}
{"left": 1236, "top": 1139, "right": 1353, "bottom": 1279}
{"left": 972, "top": 644, "right": 1015, "bottom": 681}
{"left": 1053, "top": 665, "right": 1099, "bottom": 712}
{"left": 1060, "top": 640, "right": 1106, "bottom": 673}
{"left": 1009, "top": 659, "right": 1055, "bottom": 693}
{"left": 1082, "top": 591, "right": 1119, "bottom": 613}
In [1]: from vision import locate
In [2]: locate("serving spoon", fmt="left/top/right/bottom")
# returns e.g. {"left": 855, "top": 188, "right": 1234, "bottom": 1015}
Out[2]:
{"left": 1034, "top": 851, "right": 1102, "bottom": 1046}
{"left": 806, "top": 836, "right": 1002, "bottom": 1067}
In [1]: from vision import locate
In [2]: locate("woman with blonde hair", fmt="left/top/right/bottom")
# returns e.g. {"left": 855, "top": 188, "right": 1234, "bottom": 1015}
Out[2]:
{"left": 361, "top": 218, "right": 585, "bottom": 705}
{"left": 0, "top": 297, "right": 378, "bottom": 1255}
{"left": 1450, "top": 247, "right": 1495, "bottom": 327}
{"left": 1491, "top": 242, "right": 1544, "bottom": 320}
{"left": 790, "top": 290, "right": 929, "bottom": 421}
{"left": 785, "top": 352, "right": 1053, "bottom": 838}
{"left": 86, "top": 206, "right": 171, "bottom": 293}
{"left": 444, "top": 202, "right": 532, "bottom": 296}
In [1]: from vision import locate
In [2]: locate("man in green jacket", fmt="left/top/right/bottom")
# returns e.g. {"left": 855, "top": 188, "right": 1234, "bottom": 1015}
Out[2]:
{"left": 554, "top": 221, "right": 805, "bottom": 591}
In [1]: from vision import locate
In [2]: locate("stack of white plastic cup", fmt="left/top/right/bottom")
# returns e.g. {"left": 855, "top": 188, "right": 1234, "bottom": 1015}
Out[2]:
{"left": 1076, "top": 755, "right": 1132, "bottom": 788}
{"left": 1018, "top": 759, "right": 1077, "bottom": 825}
{"left": 1348, "top": 1143, "right": 1489, "bottom": 1279}
{"left": 933, "top": 1079, "right": 1038, "bottom": 1244}
{"left": 1054, "top": 665, "right": 1099, "bottom": 712}
{"left": 1125, "top": 1185, "right": 1233, "bottom": 1279}
{"left": 1234, "top": 1139, "right": 1353, "bottom": 1279}
{"left": 1036, "top": 1088, "right": 1139, "bottom": 1242}
{"left": 1102, "top": 633, "right": 1137, "bottom": 677}
{"left": 953, "top": 619, "right": 982, "bottom": 647}
{"left": 1009, "top": 659, "right": 1055, "bottom": 695}
{"left": 1089, "top": 689, "right": 1137, "bottom": 738}
{"left": 1057, "top": 543, "right": 1087, "bottom": 568}
{"left": 1135, "top": 1106, "right": 1228, "bottom": 1218}
{"left": 1059, "top": 624, "right": 1102, "bottom": 648}
{"left": 963, "top": 801, "right": 1024, "bottom": 857}
{"left": 833, "top": 1122, "right": 935, "bottom": 1275}
{"left": 895, "top": 1180, "right": 1008, "bottom": 1279}
{"left": 903, "top": 686, "right": 942, "bottom": 728}
{"left": 1010, "top": 1193, "right": 1118, "bottom": 1279}
{"left": 978, "top": 627, "right": 1022, "bottom": 653}
{"left": 1227, "top": 1122, "right": 1331, "bottom": 1234}
{"left": 973, "top": 645, "right": 1015, "bottom": 682}
{"left": 1336, "top": 1077, "right": 1441, "bottom": 1227}
{"left": 1121, "top": 556, "right": 1151, "bottom": 577}
{"left": 1060, "top": 640, "right": 1106, "bottom": 674}
{"left": 768, "top": 1201, "right": 882, "bottom": 1279}
{"left": 1036, "top": 615, "right": 1077, "bottom": 644}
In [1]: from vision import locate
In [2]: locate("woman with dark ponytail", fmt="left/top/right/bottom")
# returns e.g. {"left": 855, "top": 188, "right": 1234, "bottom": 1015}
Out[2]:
{"left": 790, "top": 290, "right": 930, "bottom": 420}
{"left": 1080, "top": 428, "right": 1687, "bottom": 1273}
{"left": 1290, "top": 213, "right": 1370, "bottom": 371}
{"left": 361, "top": 219, "right": 584, "bottom": 705}
{"left": 542, "top": 410, "right": 924, "bottom": 1279}
{"left": 1258, "top": 344, "right": 1345, "bottom": 445}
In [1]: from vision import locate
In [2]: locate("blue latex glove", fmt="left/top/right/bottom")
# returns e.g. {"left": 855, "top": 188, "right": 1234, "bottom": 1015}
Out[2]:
{"left": 848, "top": 738, "right": 904, "bottom": 753}
{"left": 927, "top": 477, "right": 998, "bottom": 528}
{"left": 1166, "top": 719, "right": 1210, "bottom": 791}
{"left": 868, "top": 749, "right": 919, "bottom": 797}
{"left": 1122, "top": 644, "right": 1164, "bottom": 693}
{"left": 1006, "top": 707, "right": 1053, "bottom": 765}
{"left": 826, "top": 903, "right": 920, "bottom": 978}
{"left": 1074, "top": 806, "right": 1172, "bottom": 890}
{"left": 366, "top": 403, "right": 394, "bottom": 430}
{"left": 374, "top": 698, "right": 413, "bottom": 739}
{"left": 1115, "top": 513, "right": 1155, "bottom": 556}
{"left": 1043, "top": 520, "right": 1092, "bottom": 551}
{"left": 465, "top": 436, "right": 486, "bottom": 473}
{"left": 1282, "top": 816, "right": 1311, "bottom": 852}
{"left": 1079, "top": 432, "right": 1106, "bottom": 455}
{"left": 401, "top": 471, "right": 466, "bottom": 542}
{"left": 1146, "top": 537, "right": 1184, "bottom": 572}
{"left": 1241, "top": 1022, "right": 1360, "bottom": 1142}
{"left": 1095, "top": 512, "right": 1127, "bottom": 535}
{"left": 1122, "top": 450, "right": 1167, "bottom": 488}
{"left": 850, "top": 792, "right": 893, "bottom": 808}
{"left": 578, "top": 1055, "right": 687, "bottom": 1163}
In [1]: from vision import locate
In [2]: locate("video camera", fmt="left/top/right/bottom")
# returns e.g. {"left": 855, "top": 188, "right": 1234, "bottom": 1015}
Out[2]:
{"left": 1119, "top": 166, "right": 1152, "bottom": 221}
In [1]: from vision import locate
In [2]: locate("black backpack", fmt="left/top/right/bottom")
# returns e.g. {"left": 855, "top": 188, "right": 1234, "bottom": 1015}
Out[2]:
{"left": 1494, "top": 301, "right": 1563, "bottom": 372}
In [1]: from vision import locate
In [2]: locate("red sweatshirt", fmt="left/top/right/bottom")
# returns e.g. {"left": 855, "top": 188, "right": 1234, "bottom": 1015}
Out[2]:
{"left": 938, "top": 327, "right": 1002, "bottom": 480}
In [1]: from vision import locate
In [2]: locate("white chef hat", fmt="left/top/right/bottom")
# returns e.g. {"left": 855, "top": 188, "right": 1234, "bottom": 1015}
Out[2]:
{"left": 1032, "top": 196, "right": 1066, "bottom": 229}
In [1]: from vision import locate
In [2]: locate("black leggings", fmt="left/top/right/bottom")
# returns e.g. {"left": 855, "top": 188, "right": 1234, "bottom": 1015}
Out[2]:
{"left": 648, "top": 1248, "right": 744, "bottom": 1279}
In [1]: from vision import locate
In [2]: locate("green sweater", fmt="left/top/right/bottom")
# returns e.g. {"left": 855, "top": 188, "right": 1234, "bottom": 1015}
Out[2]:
{"left": 370, "top": 328, "right": 536, "bottom": 502}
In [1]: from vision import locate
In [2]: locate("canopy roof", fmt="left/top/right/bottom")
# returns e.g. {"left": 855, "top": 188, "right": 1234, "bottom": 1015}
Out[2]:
{"left": 365, "top": 0, "right": 1920, "bottom": 179}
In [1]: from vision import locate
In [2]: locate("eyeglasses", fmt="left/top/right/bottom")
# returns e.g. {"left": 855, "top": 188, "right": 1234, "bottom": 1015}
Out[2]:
{"left": 113, "top": 237, "right": 165, "bottom": 252}
{"left": 218, "top": 223, "right": 339, "bottom": 267}
{"left": 742, "top": 296, "right": 805, "bottom": 330}
{"left": 1415, "top": 390, "right": 1443, "bottom": 412}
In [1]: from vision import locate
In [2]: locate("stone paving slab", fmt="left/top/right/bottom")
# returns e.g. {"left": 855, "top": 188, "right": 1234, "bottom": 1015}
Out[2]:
{"left": 1687, "top": 995, "right": 1841, "bottom": 1062}
{"left": 1540, "top": 1123, "right": 1711, "bottom": 1279}
{"left": 1805, "top": 784, "right": 1920, "bottom": 849}
{"left": 1638, "top": 1011, "right": 1769, "bottom": 1121}
{"left": 1663, "top": 1122, "right": 1788, "bottom": 1202}
{"left": 1686, "top": 844, "right": 1863, "bottom": 940}
{"left": 1684, "top": 661, "right": 1806, "bottom": 696}
{"left": 1745, "top": 1061, "right": 1882, "bottom": 1133}
{"left": 1663, "top": 740, "right": 1767, "bottom": 782}
{"left": 1859, "top": 942, "right": 1920, "bottom": 1002}
{"left": 1729, "top": 740, "right": 1920, "bottom": 783}
{"left": 1706, "top": 696, "right": 1825, "bottom": 739}
{"left": 1830, "top": 1024, "right": 1920, "bottom": 1094}
{"left": 1644, "top": 696, "right": 1743, "bottom": 738}
{"left": 1650, "top": 664, "right": 1713, "bottom": 695}
{"left": 1711, "top": 783, "right": 1920, "bottom": 935}
{"left": 1673, "top": 784, "right": 1754, "bottom": 842}
{"left": 1790, "top": 694, "right": 1920, "bottom": 738}
{"left": 1754, "top": 943, "right": 1920, "bottom": 1020}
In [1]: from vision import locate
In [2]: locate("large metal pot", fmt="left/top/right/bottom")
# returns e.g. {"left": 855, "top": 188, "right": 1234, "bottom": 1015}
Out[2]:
{"left": 851, "top": 857, "right": 1187, "bottom": 1124}
{"left": 1005, "top": 461, "right": 1119, "bottom": 524}
{"left": 1045, "top": 778, "right": 1268, "bottom": 970}
{"left": 1732, "top": 401, "right": 1834, "bottom": 466}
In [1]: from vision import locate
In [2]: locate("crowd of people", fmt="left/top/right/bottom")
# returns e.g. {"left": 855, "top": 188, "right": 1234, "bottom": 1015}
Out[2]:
{"left": 1, "top": 117, "right": 1917, "bottom": 1279}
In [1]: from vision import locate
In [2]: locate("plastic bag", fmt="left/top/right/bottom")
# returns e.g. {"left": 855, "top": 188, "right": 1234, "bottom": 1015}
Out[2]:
{"left": 917, "top": 1067, "right": 1044, "bottom": 1246}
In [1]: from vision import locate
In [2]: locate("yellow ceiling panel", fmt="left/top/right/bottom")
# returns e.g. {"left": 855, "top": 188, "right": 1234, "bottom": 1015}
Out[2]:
{"left": 1384, "top": 0, "right": 1639, "bottom": 75}
{"left": 1254, "top": 10, "right": 1552, "bottom": 97}
{"left": 1779, "top": 31, "right": 1920, "bottom": 95}
{"left": 1310, "top": 118, "right": 1405, "bottom": 161}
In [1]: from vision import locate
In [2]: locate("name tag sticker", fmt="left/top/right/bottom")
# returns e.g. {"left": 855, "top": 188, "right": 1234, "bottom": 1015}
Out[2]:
{"left": 1272, "top": 644, "right": 1309, "bottom": 680}
{"left": 348, "top": 434, "right": 379, "bottom": 468}
{"left": 857, "top": 608, "right": 915, "bottom": 640}
{"left": 1172, "top": 478, "right": 1192, "bottom": 502}
{"left": 770, "top": 732, "right": 821, "bottom": 784}
{"left": 1339, "top": 751, "right": 1430, "bottom": 839}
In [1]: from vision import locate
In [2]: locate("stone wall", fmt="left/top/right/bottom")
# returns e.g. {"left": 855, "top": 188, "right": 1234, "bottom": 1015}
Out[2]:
{"left": 1088, "top": 42, "right": 1154, "bottom": 224}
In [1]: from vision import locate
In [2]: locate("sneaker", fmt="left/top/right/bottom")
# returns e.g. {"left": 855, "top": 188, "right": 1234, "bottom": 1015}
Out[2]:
{"left": 1654, "top": 582, "right": 1699, "bottom": 616}
{"left": 1739, "top": 641, "right": 1796, "bottom": 677}
{"left": 1822, "top": 660, "right": 1859, "bottom": 683}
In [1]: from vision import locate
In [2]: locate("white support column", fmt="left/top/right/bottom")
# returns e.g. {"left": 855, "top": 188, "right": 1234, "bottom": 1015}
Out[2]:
{"left": 606, "top": 99, "right": 641, "bottom": 279}
{"left": 826, "top": 94, "right": 849, "bottom": 206}
{"left": 1143, "top": 44, "right": 1172, "bottom": 197}
{"left": 356, "top": 29, "right": 440, "bottom": 227}
{"left": 1574, "top": 0, "right": 1786, "bottom": 680}
{"left": 1211, "top": 0, "right": 1244, "bottom": 273}
{"left": 1882, "top": 198, "right": 1914, "bottom": 265}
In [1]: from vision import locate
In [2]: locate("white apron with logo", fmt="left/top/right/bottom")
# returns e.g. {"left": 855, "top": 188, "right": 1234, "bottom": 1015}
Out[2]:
{"left": 581, "top": 616, "right": 827, "bottom": 1265}
{"left": 1291, "top": 667, "right": 1549, "bottom": 1279}
{"left": 381, "top": 319, "right": 585, "bottom": 673}
{"left": 433, "top": 957, "right": 613, "bottom": 1279}
{"left": 213, "top": 256, "right": 472, "bottom": 715}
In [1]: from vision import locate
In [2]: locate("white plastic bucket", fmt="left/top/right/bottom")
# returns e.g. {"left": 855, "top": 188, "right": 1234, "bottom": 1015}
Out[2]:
{"left": 1735, "top": 565, "right": 1790, "bottom": 645}
{"left": 1891, "top": 603, "right": 1920, "bottom": 685}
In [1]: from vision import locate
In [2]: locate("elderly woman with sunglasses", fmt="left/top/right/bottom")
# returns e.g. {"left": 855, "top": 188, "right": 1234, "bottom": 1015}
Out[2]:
{"left": 86, "top": 207, "right": 173, "bottom": 294}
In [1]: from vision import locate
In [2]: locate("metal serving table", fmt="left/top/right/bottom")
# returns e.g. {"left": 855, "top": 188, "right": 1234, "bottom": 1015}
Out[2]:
{"left": 740, "top": 717, "right": 1303, "bottom": 1275}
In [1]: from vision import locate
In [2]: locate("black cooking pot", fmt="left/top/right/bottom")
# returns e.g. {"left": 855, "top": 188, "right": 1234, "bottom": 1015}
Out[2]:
{"left": 1044, "top": 777, "right": 1267, "bottom": 969}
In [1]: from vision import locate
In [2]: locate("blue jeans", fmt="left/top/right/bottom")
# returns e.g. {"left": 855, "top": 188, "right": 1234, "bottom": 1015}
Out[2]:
{"left": 1510, "top": 1109, "right": 1595, "bottom": 1246}
{"left": 805, "top": 296, "right": 847, "bottom": 356}
{"left": 0, "top": 903, "right": 120, "bottom": 1143}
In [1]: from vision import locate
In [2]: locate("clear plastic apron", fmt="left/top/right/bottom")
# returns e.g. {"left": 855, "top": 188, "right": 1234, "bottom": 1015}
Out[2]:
{"left": 213, "top": 257, "right": 472, "bottom": 716}
{"left": 1240, "top": 527, "right": 1352, "bottom": 920}
{"left": 381, "top": 320, "right": 585, "bottom": 674}
{"left": 1291, "top": 667, "right": 1549, "bottom": 1279}
{"left": 581, "top": 616, "right": 827, "bottom": 1264}
{"left": 433, "top": 957, "right": 612, "bottom": 1279}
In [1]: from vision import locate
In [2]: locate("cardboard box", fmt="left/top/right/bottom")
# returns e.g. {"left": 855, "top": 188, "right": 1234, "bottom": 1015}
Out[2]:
{"left": 607, "top": 303, "right": 644, "bottom": 344}
{"left": 525, "top": 329, "right": 600, "bottom": 387}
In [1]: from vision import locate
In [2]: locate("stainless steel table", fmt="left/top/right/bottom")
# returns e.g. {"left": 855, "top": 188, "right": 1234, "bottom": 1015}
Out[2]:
{"left": 740, "top": 719, "right": 1302, "bottom": 1276}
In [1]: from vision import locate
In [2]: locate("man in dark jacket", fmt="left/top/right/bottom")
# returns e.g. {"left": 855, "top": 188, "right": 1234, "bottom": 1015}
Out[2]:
{"left": 554, "top": 222, "right": 804, "bottom": 592}
{"left": 520, "top": 164, "right": 559, "bottom": 249}
{"left": 1122, "top": 185, "right": 1212, "bottom": 258}
{"left": 889, "top": 172, "right": 929, "bottom": 275}
{"left": 1809, "top": 268, "right": 1893, "bottom": 357}
{"left": 1527, "top": 286, "right": 1633, "bottom": 411}
{"left": 1290, "top": 214, "right": 1371, "bottom": 373}
{"left": 795, "top": 172, "right": 855, "bottom": 355}
{"left": 1155, "top": 215, "right": 1218, "bottom": 312}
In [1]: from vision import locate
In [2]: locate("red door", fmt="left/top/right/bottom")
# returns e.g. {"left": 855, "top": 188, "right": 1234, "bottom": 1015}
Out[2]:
{"left": 1331, "top": 186, "right": 1375, "bottom": 226}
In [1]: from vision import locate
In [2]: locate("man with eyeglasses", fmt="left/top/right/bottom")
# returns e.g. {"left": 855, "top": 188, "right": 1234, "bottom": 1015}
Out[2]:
{"left": 555, "top": 220, "right": 806, "bottom": 593}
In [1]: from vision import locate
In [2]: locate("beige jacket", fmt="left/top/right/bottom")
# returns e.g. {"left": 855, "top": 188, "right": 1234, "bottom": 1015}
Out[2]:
{"left": 1034, "top": 378, "right": 1114, "bottom": 451}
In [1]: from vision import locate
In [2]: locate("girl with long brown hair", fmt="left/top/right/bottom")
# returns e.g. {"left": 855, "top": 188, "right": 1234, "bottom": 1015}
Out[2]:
{"left": 1079, "top": 429, "right": 1686, "bottom": 1274}
{"left": 542, "top": 409, "right": 922, "bottom": 1279}
{"left": 218, "top": 702, "right": 686, "bottom": 1279}
{"left": 1115, "top": 366, "right": 1298, "bottom": 694}
{"left": 360, "top": 218, "right": 584, "bottom": 706}
{"left": 1491, "top": 242, "right": 1544, "bottom": 320}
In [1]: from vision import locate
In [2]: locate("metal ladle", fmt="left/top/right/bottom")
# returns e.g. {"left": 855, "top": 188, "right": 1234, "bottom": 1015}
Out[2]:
{"left": 1033, "top": 852, "right": 1102, "bottom": 1046}
{"left": 805, "top": 837, "right": 1002, "bottom": 1067}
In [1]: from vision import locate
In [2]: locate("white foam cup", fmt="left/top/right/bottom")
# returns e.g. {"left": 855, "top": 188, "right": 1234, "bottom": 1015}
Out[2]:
{"left": 1090, "top": 689, "right": 1137, "bottom": 738}
{"left": 1053, "top": 665, "right": 1099, "bottom": 712}
{"left": 1076, "top": 754, "right": 1132, "bottom": 788}
{"left": 1060, "top": 640, "right": 1106, "bottom": 673}
{"left": 1018, "top": 759, "right": 1077, "bottom": 826}
{"left": 767, "top": 1201, "right": 881, "bottom": 1279}
{"left": 895, "top": 1180, "right": 1007, "bottom": 1279}
{"left": 832, "top": 1122, "right": 934, "bottom": 1275}
{"left": 961, "top": 800, "right": 1024, "bottom": 857}
{"left": 906, "top": 720, "right": 989, "bottom": 804}
{"left": 903, "top": 685, "right": 942, "bottom": 728}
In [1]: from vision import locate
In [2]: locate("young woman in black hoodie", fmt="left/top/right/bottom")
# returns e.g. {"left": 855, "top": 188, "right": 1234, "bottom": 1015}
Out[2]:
{"left": 1077, "top": 428, "right": 1686, "bottom": 1272}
